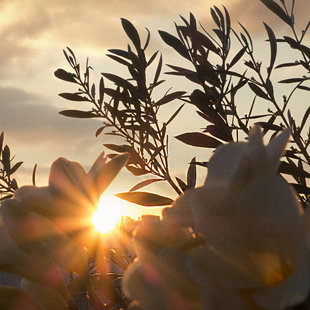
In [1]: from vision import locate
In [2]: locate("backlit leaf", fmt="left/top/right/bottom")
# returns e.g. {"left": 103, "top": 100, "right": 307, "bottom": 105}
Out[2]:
{"left": 259, "top": 0, "right": 292, "bottom": 26}
{"left": 121, "top": 18, "right": 141, "bottom": 51}
{"left": 59, "top": 110, "right": 97, "bottom": 118}
{"left": 54, "top": 69, "right": 76, "bottom": 83}
{"left": 264, "top": 23, "right": 277, "bottom": 77}
{"left": 248, "top": 83, "right": 269, "bottom": 100}
{"left": 129, "top": 179, "right": 164, "bottom": 192}
{"left": 158, "top": 30, "right": 190, "bottom": 60}
{"left": 58, "top": 93, "right": 88, "bottom": 102}
{"left": 175, "top": 132, "right": 222, "bottom": 148}
{"left": 115, "top": 191, "right": 173, "bottom": 206}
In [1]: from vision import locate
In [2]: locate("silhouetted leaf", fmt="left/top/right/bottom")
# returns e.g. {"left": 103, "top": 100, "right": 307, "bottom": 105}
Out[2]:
{"left": 166, "top": 104, "right": 185, "bottom": 126}
{"left": 108, "top": 49, "right": 130, "bottom": 59}
{"left": 121, "top": 18, "right": 141, "bottom": 51}
{"left": 59, "top": 110, "right": 97, "bottom": 118}
{"left": 158, "top": 30, "right": 190, "bottom": 60}
{"left": 59, "top": 93, "right": 88, "bottom": 102}
{"left": 101, "top": 73, "right": 136, "bottom": 94}
{"left": 187, "top": 157, "right": 196, "bottom": 189}
{"left": 297, "top": 85, "right": 310, "bottom": 91}
{"left": 54, "top": 69, "right": 76, "bottom": 83}
{"left": 175, "top": 177, "right": 189, "bottom": 193}
{"left": 107, "top": 54, "right": 131, "bottom": 66}
{"left": 300, "top": 106, "right": 310, "bottom": 133}
{"left": 155, "top": 91, "right": 186, "bottom": 106}
{"left": 126, "top": 165, "right": 149, "bottom": 176}
{"left": 259, "top": 0, "right": 292, "bottom": 26}
{"left": 2, "top": 145, "right": 10, "bottom": 172}
{"left": 255, "top": 122, "right": 282, "bottom": 131}
{"left": 98, "top": 77, "right": 104, "bottom": 105}
{"left": 275, "top": 62, "right": 301, "bottom": 69}
{"left": 0, "top": 132, "right": 3, "bottom": 157}
{"left": 32, "top": 164, "right": 37, "bottom": 186}
{"left": 264, "top": 23, "right": 277, "bottom": 77}
{"left": 279, "top": 78, "right": 306, "bottom": 83}
{"left": 116, "top": 191, "right": 173, "bottom": 206}
{"left": 0, "top": 194, "right": 13, "bottom": 201}
{"left": 279, "top": 161, "right": 310, "bottom": 178}
{"left": 248, "top": 83, "right": 269, "bottom": 100}
{"left": 153, "top": 54, "right": 162, "bottom": 86}
{"left": 228, "top": 46, "right": 247, "bottom": 69}
{"left": 129, "top": 179, "right": 164, "bottom": 192}
{"left": 10, "top": 161, "right": 23, "bottom": 174}
{"left": 175, "top": 132, "right": 222, "bottom": 148}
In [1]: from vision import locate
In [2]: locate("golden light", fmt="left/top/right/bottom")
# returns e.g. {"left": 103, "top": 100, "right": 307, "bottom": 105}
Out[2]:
{"left": 91, "top": 194, "right": 127, "bottom": 234}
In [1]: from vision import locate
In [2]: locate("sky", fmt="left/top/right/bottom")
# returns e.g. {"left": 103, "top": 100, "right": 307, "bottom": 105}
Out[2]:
{"left": 0, "top": 0, "right": 309, "bottom": 218}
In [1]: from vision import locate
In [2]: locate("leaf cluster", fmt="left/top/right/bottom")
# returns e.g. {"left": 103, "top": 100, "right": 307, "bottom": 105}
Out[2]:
{"left": 0, "top": 132, "right": 22, "bottom": 201}
{"left": 56, "top": 0, "right": 310, "bottom": 207}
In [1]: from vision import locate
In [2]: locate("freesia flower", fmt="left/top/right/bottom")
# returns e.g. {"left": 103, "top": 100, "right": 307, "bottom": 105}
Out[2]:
{"left": 123, "top": 126, "right": 309, "bottom": 310}
{"left": 122, "top": 216, "right": 202, "bottom": 310}
{"left": 0, "top": 151, "right": 129, "bottom": 309}
{"left": 167, "top": 126, "right": 308, "bottom": 309}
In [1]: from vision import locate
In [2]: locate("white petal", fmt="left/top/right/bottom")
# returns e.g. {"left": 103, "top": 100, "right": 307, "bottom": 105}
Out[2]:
{"left": 88, "top": 152, "right": 129, "bottom": 202}
{"left": 266, "top": 128, "right": 290, "bottom": 172}
{"left": 252, "top": 249, "right": 310, "bottom": 309}
{"left": 204, "top": 142, "right": 248, "bottom": 187}
{"left": 248, "top": 125, "right": 264, "bottom": 148}
{"left": 21, "top": 279, "right": 68, "bottom": 310}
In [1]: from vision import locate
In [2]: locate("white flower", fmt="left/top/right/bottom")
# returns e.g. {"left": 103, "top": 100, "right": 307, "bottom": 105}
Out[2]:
{"left": 0, "top": 152, "right": 128, "bottom": 309}
{"left": 169, "top": 126, "right": 309, "bottom": 309}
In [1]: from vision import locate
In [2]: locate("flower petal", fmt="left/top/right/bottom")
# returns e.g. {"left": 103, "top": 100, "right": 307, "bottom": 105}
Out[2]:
{"left": 49, "top": 157, "right": 91, "bottom": 210}
{"left": 252, "top": 249, "right": 310, "bottom": 309}
{"left": 266, "top": 128, "right": 290, "bottom": 172}
{"left": 21, "top": 279, "right": 68, "bottom": 310}
{"left": 88, "top": 152, "right": 129, "bottom": 201}
{"left": 204, "top": 142, "right": 247, "bottom": 187}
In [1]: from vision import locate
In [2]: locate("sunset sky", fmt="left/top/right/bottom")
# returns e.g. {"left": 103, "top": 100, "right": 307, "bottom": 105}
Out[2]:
{"left": 0, "top": 0, "right": 308, "bottom": 218}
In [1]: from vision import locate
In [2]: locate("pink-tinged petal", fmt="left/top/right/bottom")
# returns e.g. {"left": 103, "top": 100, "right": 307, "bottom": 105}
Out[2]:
{"left": 266, "top": 128, "right": 291, "bottom": 172}
{"left": 204, "top": 142, "right": 248, "bottom": 187}
{"left": 14, "top": 186, "right": 58, "bottom": 217}
{"left": 188, "top": 176, "right": 302, "bottom": 289}
{"left": 88, "top": 153, "right": 129, "bottom": 202}
{"left": 21, "top": 279, "right": 68, "bottom": 310}
{"left": 252, "top": 249, "right": 309, "bottom": 309}
{"left": 248, "top": 125, "right": 264, "bottom": 149}
{"left": 49, "top": 157, "right": 90, "bottom": 203}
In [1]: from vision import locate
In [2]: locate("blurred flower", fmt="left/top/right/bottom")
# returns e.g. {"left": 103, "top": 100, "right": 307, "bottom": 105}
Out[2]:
{"left": 168, "top": 126, "right": 309, "bottom": 309}
{"left": 122, "top": 216, "right": 202, "bottom": 310}
{"left": 123, "top": 126, "right": 310, "bottom": 310}
{"left": 0, "top": 151, "right": 128, "bottom": 309}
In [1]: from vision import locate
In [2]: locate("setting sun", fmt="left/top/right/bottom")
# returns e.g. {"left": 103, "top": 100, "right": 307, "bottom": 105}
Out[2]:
{"left": 91, "top": 194, "right": 127, "bottom": 234}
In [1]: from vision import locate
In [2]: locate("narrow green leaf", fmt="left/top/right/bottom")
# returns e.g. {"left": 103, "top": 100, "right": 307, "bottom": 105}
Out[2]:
{"left": 59, "top": 110, "right": 97, "bottom": 118}
{"left": 54, "top": 69, "right": 76, "bottom": 83}
{"left": 129, "top": 179, "right": 164, "bottom": 192}
{"left": 155, "top": 91, "right": 186, "bottom": 106}
{"left": 175, "top": 132, "right": 222, "bottom": 148}
{"left": 10, "top": 161, "right": 23, "bottom": 174}
{"left": 264, "top": 23, "right": 277, "bottom": 77}
{"left": 187, "top": 157, "right": 197, "bottom": 189}
{"left": 166, "top": 104, "right": 185, "bottom": 126}
{"left": 158, "top": 30, "right": 190, "bottom": 60}
{"left": 58, "top": 93, "right": 88, "bottom": 102}
{"left": 248, "top": 83, "right": 270, "bottom": 100}
{"left": 115, "top": 191, "right": 173, "bottom": 206}
{"left": 126, "top": 165, "right": 149, "bottom": 176}
{"left": 121, "top": 18, "right": 141, "bottom": 51}
{"left": 259, "top": 0, "right": 292, "bottom": 26}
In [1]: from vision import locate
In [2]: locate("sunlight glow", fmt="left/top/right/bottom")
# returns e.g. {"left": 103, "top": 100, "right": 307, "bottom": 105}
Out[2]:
{"left": 91, "top": 194, "right": 127, "bottom": 234}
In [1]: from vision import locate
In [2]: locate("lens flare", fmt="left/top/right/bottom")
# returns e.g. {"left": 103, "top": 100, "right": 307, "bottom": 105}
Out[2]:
{"left": 91, "top": 194, "right": 126, "bottom": 234}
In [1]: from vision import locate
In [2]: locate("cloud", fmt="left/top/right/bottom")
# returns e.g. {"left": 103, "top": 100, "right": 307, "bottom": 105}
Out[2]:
{"left": 0, "top": 86, "right": 117, "bottom": 171}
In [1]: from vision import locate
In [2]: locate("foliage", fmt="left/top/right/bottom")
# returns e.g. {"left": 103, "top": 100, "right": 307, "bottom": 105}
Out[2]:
{"left": 0, "top": 132, "right": 23, "bottom": 201}
{"left": 0, "top": 0, "right": 309, "bottom": 309}
{"left": 55, "top": 0, "right": 310, "bottom": 208}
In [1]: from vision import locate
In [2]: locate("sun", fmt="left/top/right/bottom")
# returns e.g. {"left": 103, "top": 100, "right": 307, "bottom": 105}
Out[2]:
{"left": 91, "top": 194, "right": 126, "bottom": 234}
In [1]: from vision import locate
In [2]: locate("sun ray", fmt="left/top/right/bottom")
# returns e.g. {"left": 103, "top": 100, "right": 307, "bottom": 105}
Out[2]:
{"left": 91, "top": 194, "right": 127, "bottom": 234}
